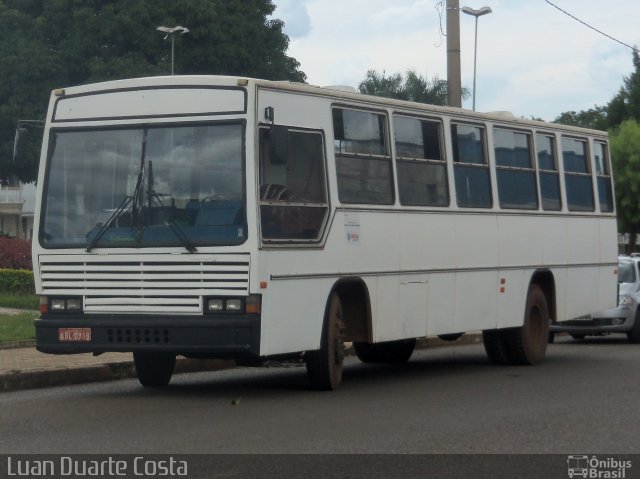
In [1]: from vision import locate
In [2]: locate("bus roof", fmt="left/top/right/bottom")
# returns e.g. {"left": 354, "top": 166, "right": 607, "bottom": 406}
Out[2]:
{"left": 51, "top": 75, "right": 609, "bottom": 138}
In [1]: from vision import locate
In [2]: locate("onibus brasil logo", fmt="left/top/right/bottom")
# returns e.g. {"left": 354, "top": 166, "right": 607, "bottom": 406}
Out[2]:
{"left": 567, "top": 455, "right": 632, "bottom": 478}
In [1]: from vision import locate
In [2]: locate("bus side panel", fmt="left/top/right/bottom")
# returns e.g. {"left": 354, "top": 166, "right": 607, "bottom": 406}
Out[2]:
{"left": 565, "top": 216, "right": 601, "bottom": 265}
{"left": 453, "top": 270, "right": 498, "bottom": 332}
{"left": 598, "top": 216, "right": 619, "bottom": 311}
{"left": 453, "top": 214, "right": 499, "bottom": 269}
{"left": 564, "top": 216, "right": 610, "bottom": 319}
{"left": 398, "top": 274, "right": 429, "bottom": 338}
{"left": 541, "top": 216, "right": 569, "bottom": 266}
{"left": 564, "top": 266, "right": 600, "bottom": 320}
{"left": 398, "top": 213, "right": 456, "bottom": 271}
{"left": 497, "top": 215, "right": 543, "bottom": 267}
{"left": 451, "top": 214, "right": 499, "bottom": 332}
{"left": 426, "top": 273, "right": 456, "bottom": 336}
{"left": 496, "top": 269, "right": 529, "bottom": 329}
{"left": 260, "top": 277, "right": 334, "bottom": 356}
{"left": 551, "top": 267, "right": 568, "bottom": 322}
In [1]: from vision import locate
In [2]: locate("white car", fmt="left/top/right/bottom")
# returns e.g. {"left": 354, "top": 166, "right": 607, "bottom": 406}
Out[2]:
{"left": 550, "top": 255, "right": 640, "bottom": 343}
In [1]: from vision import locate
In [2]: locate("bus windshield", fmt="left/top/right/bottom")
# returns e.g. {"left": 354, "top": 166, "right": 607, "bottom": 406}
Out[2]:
{"left": 41, "top": 122, "right": 246, "bottom": 248}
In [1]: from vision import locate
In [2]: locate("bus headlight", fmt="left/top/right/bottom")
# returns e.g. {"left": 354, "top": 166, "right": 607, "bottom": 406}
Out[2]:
{"left": 51, "top": 299, "right": 66, "bottom": 311}
{"left": 204, "top": 296, "right": 261, "bottom": 314}
{"left": 207, "top": 299, "right": 225, "bottom": 312}
{"left": 66, "top": 298, "right": 82, "bottom": 311}
{"left": 226, "top": 299, "right": 243, "bottom": 311}
{"left": 47, "top": 297, "right": 83, "bottom": 313}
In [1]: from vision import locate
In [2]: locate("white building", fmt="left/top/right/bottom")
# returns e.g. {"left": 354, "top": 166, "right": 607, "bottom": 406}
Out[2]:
{"left": 0, "top": 178, "right": 36, "bottom": 239}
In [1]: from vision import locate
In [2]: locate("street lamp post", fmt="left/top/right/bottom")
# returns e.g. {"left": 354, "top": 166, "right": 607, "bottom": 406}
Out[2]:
{"left": 462, "top": 6, "right": 492, "bottom": 111}
{"left": 157, "top": 25, "right": 190, "bottom": 75}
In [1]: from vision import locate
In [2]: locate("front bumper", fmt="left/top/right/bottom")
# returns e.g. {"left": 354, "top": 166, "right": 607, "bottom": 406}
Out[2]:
{"left": 35, "top": 313, "right": 260, "bottom": 358}
{"left": 550, "top": 307, "right": 635, "bottom": 334}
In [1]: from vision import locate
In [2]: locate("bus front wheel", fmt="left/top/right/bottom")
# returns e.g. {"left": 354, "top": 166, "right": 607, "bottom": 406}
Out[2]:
{"left": 133, "top": 352, "right": 176, "bottom": 387}
{"left": 306, "top": 292, "right": 345, "bottom": 390}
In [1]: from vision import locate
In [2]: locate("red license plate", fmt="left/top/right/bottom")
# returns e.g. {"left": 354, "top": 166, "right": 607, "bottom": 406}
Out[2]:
{"left": 58, "top": 328, "right": 92, "bottom": 342}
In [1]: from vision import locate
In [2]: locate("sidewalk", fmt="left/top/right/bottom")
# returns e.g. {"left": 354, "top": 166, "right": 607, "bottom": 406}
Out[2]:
{"left": 0, "top": 332, "right": 482, "bottom": 393}
{"left": 0, "top": 342, "right": 235, "bottom": 392}
{"left": 0, "top": 306, "right": 235, "bottom": 391}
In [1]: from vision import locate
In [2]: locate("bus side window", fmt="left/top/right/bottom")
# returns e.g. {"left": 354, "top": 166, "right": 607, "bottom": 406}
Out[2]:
{"left": 333, "top": 108, "right": 394, "bottom": 205}
{"left": 451, "top": 123, "right": 492, "bottom": 208}
{"left": 493, "top": 128, "right": 538, "bottom": 210}
{"left": 258, "top": 127, "right": 329, "bottom": 241}
{"left": 536, "top": 134, "right": 562, "bottom": 211}
{"left": 394, "top": 115, "right": 449, "bottom": 207}
{"left": 562, "top": 137, "right": 595, "bottom": 212}
{"left": 594, "top": 141, "right": 614, "bottom": 213}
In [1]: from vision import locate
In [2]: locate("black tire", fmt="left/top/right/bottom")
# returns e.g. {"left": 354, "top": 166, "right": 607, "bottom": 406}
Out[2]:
{"left": 627, "top": 310, "right": 640, "bottom": 344}
{"left": 570, "top": 333, "right": 586, "bottom": 340}
{"left": 482, "top": 329, "right": 509, "bottom": 365}
{"left": 548, "top": 331, "right": 556, "bottom": 344}
{"left": 354, "top": 339, "right": 416, "bottom": 363}
{"left": 133, "top": 352, "right": 176, "bottom": 387}
{"left": 502, "top": 284, "right": 550, "bottom": 365}
{"left": 306, "top": 292, "right": 345, "bottom": 390}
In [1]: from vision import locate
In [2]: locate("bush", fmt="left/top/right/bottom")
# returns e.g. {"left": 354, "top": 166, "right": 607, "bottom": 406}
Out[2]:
{"left": 0, "top": 237, "right": 32, "bottom": 269}
{"left": 0, "top": 269, "right": 35, "bottom": 294}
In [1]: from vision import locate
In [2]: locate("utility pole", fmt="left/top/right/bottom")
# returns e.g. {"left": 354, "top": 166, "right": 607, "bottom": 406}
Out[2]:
{"left": 446, "top": 0, "right": 462, "bottom": 108}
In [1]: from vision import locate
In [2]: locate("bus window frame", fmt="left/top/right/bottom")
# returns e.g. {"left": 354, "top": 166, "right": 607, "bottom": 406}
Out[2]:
{"left": 451, "top": 121, "right": 493, "bottom": 209}
{"left": 332, "top": 105, "right": 395, "bottom": 206}
{"left": 392, "top": 113, "right": 450, "bottom": 208}
{"left": 561, "top": 135, "right": 596, "bottom": 213}
{"left": 534, "top": 132, "right": 563, "bottom": 212}
{"left": 257, "top": 124, "right": 331, "bottom": 246}
{"left": 594, "top": 140, "right": 615, "bottom": 213}
{"left": 492, "top": 126, "right": 539, "bottom": 211}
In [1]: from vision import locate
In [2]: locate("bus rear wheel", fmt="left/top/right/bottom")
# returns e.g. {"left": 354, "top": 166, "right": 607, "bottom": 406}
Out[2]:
{"left": 503, "top": 284, "right": 550, "bottom": 365}
{"left": 133, "top": 352, "right": 176, "bottom": 387}
{"left": 482, "top": 329, "right": 509, "bottom": 365}
{"left": 354, "top": 339, "right": 416, "bottom": 363}
{"left": 306, "top": 292, "right": 345, "bottom": 390}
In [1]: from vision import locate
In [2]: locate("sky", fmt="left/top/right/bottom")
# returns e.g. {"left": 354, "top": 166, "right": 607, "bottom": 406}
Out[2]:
{"left": 270, "top": 0, "right": 640, "bottom": 121}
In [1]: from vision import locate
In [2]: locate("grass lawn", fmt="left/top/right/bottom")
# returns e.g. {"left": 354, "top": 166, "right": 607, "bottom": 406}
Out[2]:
{"left": 0, "top": 294, "right": 39, "bottom": 342}
{"left": 0, "top": 311, "right": 38, "bottom": 343}
{"left": 0, "top": 294, "right": 39, "bottom": 310}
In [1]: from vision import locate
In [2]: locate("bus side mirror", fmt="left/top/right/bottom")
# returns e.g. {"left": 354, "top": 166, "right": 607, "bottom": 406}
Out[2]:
{"left": 270, "top": 125, "right": 288, "bottom": 165}
{"left": 13, "top": 127, "right": 29, "bottom": 167}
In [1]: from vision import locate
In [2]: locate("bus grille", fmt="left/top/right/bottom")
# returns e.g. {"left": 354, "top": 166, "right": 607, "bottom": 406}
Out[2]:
{"left": 38, "top": 254, "right": 250, "bottom": 314}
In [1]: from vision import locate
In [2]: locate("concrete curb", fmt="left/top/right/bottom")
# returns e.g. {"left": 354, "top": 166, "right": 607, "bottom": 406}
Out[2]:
{"left": 0, "top": 358, "right": 235, "bottom": 392}
{"left": 0, "top": 334, "right": 483, "bottom": 392}
{"left": 0, "top": 339, "right": 36, "bottom": 350}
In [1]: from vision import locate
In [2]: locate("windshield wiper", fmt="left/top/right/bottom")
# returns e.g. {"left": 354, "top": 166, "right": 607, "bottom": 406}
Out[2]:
{"left": 86, "top": 130, "right": 147, "bottom": 252}
{"left": 85, "top": 194, "right": 135, "bottom": 252}
{"left": 147, "top": 160, "right": 197, "bottom": 254}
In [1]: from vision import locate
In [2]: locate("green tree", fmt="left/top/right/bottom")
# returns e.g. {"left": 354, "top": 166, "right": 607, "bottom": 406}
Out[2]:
{"left": 358, "top": 69, "right": 466, "bottom": 106}
{"left": 608, "top": 50, "right": 640, "bottom": 127}
{"left": 358, "top": 70, "right": 405, "bottom": 100}
{"left": 610, "top": 119, "right": 640, "bottom": 252}
{"left": 553, "top": 106, "right": 608, "bottom": 131}
{"left": 0, "top": 0, "right": 305, "bottom": 183}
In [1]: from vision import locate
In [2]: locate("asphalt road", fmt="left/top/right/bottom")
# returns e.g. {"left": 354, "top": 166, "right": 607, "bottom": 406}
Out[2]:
{"left": 1, "top": 335, "right": 639, "bottom": 455}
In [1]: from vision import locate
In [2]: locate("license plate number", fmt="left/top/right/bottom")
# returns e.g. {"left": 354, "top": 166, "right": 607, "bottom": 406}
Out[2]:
{"left": 58, "top": 328, "right": 92, "bottom": 342}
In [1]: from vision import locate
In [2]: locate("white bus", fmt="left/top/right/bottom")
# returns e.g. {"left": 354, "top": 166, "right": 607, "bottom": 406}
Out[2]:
{"left": 26, "top": 75, "right": 618, "bottom": 389}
